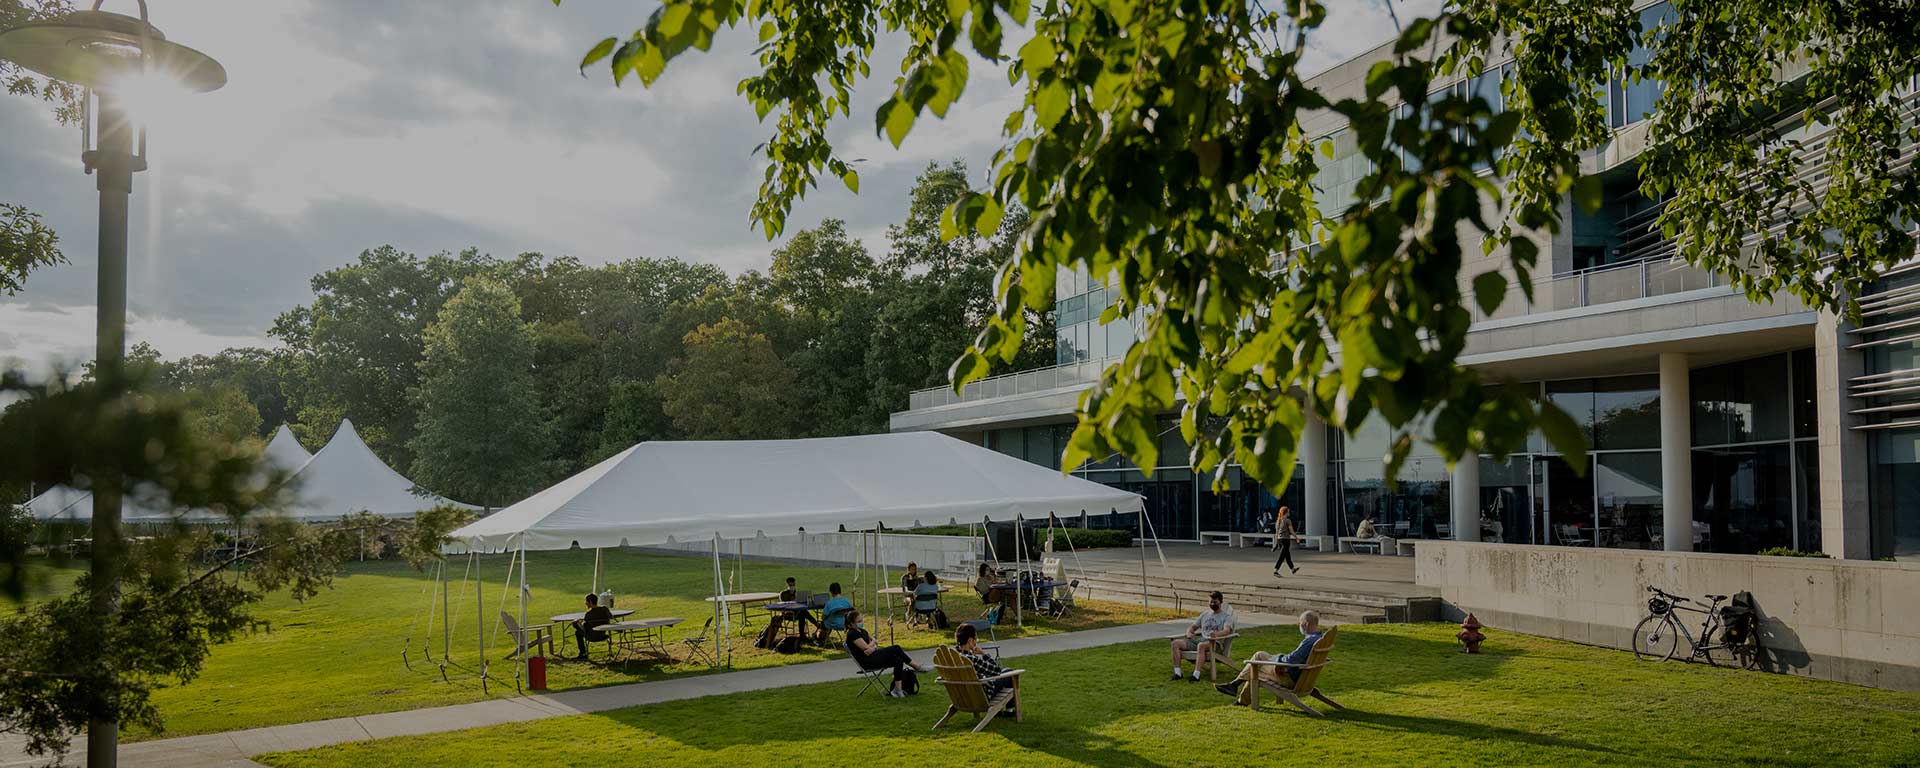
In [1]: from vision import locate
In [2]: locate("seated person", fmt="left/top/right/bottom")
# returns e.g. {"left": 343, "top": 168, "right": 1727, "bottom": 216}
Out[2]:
{"left": 845, "top": 609, "right": 929, "bottom": 698}
{"left": 1169, "top": 591, "right": 1235, "bottom": 682}
{"left": 571, "top": 592, "right": 614, "bottom": 660}
{"left": 912, "top": 571, "right": 943, "bottom": 620}
{"left": 952, "top": 623, "right": 1012, "bottom": 700}
{"left": 778, "top": 576, "right": 819, "bottom": 634}
{"left": 1215, "top": 610, "right": 1326, "bottom": 704}
{"left": 900, "top": 561, "right": 923, "bottom": 593}
{"left": 975, "top": 563, "right": 1013, "bottom": 608}
{"left": 1355, "top": 516, "right": 1377, "bottom": 539}
{"left": 817, "top": 582, "right": 853, "bottom": 643}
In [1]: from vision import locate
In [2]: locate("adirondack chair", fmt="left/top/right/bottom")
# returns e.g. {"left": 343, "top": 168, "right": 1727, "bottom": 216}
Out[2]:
{"left": 1243, "top": 626, "right": 1345, "bottom": 717}
{"left": 1169, "top": 631, "right": 1240, "bottom": 681}
{"left": 932, "top": 646, "right": 1026, "bottom": 732}
{"left": 499, "top": 611, "right": 554, "bottom": 660}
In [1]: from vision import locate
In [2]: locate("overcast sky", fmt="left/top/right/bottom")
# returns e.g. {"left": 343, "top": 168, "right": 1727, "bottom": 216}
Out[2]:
{"left": 0, "top": 0, "right": 1433, "bottom": 372}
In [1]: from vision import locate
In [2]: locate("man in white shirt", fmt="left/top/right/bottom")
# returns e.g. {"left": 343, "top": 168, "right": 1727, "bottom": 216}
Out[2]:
{"left": 1170, "top": 591, "right": 1235, "bottom": 682}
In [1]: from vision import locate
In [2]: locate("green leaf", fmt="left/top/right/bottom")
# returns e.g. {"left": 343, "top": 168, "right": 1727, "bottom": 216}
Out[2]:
{"left": 948, "top": 349, "right": 991, "bottom": 392}
{"left": 976, "top": 195, "right": 1005, "bottom": 237}
{"left": 878, "top": 98, "right": 916, "bottom": 147}
{"left": 1572, "top": 174, "right": 1605, "bottom": 214}
{"left": 1019, "top": 35, "right": 1056, "bottom": 75}
{"left": 1035, "top": 79, "right": 1070, "bottom": 130}
{"left": 1536, "top": 401, "right": 1589, "bottom": 472}
{"left": 579, "top": 37, "right": 619, "bottom": 74}
{"left": 1472, "top": 271, "right": 1507, "bottom": 315}
{"left": 841, "top": 169, "right": 859, "bottom": 194}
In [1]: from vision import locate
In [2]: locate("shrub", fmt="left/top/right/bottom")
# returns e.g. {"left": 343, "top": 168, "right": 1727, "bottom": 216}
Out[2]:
{"left": 1038, "top": 528, "right": 1132, "bottom": 550}
{"left": 1756, "top": 547, "right": 1828, "bottom": 558}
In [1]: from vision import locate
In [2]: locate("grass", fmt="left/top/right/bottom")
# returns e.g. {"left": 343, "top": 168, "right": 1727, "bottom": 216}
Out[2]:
{"left": 5, "top": 549, "right": 1174, "bottom": 741}
{"left": 257, "top": 623, "right": 1920, "bottom": 768}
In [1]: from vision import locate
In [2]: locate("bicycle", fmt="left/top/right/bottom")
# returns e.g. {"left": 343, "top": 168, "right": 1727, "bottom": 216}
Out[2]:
{"left": 1631, "top": 586, "right": 1760, "bottom": 670}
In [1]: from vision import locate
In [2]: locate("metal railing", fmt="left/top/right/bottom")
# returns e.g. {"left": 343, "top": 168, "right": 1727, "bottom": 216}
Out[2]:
{"left": 1465, "top": 257, "right": 1719, "bottom": 324}
{"left": 908, "top": 357, "right": 1116, "bottom": 411}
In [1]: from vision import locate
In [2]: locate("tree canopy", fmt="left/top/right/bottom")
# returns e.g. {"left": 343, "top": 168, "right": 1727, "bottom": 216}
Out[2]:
{"left": 410, "top": 276, "right": 552, "bottom": 508}
{"left": 571, "top": 0, "right": 1920, "bottom": 492}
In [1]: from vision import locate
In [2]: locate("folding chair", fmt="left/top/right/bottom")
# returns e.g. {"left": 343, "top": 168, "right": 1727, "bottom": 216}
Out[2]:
{"left": 682, "top": 617, "right": 716, "bottom": 666}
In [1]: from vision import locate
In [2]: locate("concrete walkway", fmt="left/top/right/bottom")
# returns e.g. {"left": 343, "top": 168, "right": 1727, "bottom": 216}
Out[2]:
{"left": 3, "top": 614, "right": 1289, "bottom": 768}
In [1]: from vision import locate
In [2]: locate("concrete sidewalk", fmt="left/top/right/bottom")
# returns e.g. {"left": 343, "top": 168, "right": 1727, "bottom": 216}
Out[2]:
{"left": 3, "top": 614, "right": 1289, "bottom": 768}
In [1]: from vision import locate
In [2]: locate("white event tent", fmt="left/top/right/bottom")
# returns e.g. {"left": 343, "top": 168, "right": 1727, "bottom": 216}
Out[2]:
{"left": 25, "top": 423, "right": 315, "bottom": 524}
{"left": 281, "top": 419, "right": 473, "bottom": 521}
{"left": 435, "top": 431, "right": 1145, "bottom": 689}
{"left": 262, "top": 424, "right": 315, "bottom": 473}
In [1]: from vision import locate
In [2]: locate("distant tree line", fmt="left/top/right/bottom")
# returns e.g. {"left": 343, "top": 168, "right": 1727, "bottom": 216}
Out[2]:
{"left": 139, "top": 162, "right": 1054, "bottom": 507}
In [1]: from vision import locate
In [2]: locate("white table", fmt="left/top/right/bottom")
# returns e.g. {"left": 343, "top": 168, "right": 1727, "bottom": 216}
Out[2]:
{"left": 595, "top": 617, "right": 684, "bottom": 660}
{"left": 704, "top": 592, "right": 782, "bottom": 628}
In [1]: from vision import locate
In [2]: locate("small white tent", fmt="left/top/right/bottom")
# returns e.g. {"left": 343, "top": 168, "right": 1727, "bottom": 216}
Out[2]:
{"left": 447, "top": 431, "right": 1145, "bottom": 552}
{"left": 263, "top": 424, "right": 314, "bottom": 473}
{"left": 281, "top": 418, "right": 471, "bottom": 521}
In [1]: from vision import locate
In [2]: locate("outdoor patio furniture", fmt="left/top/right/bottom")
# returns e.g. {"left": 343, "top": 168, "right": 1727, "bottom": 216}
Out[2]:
{"left": 499, "top": 611, "right": 554, "bottom": 660}
{"left": 1170, "top": 631, "right": 1239, "bottom": 681}
{"left": 1555, "top": 525, "right": 1591, "bottom": 547}
{"left": 683, "top": 617, "right": 715, "bottom": 666}
{"left": 1199, "top": 530, "right": 1234, "bottom": 546}
{"left": 932, "top": 646, "right": 1026, "bottom": 732}
{"left": 1244, "top": 626, "right": 1345, "bottom": 717}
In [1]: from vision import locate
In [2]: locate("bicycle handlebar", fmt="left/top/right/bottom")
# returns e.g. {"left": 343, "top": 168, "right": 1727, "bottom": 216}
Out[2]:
{"left": 1646, "top": 586, "right": 1693, "bottom": 605}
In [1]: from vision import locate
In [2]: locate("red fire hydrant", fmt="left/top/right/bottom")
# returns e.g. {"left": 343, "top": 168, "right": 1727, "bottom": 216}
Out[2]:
{"left": 1457, "top": 613, "right": 1486, "bottom": 654}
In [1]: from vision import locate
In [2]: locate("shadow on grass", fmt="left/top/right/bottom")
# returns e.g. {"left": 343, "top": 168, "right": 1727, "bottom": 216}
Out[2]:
{"left": 1333, "top": 710, "right": 1620, "bottom": 757}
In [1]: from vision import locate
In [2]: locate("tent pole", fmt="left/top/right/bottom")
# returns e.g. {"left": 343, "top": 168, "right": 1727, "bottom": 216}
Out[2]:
{"left": 517, "top": 538, "right": 530, "bottom": 693}
{"left": 439, "top": 559, "right": 450, "bottom": 661}
{"left": 879, "top": 524, "right": 891, "bottom": 645}
{"left": 711, "top": 533, "right": 729, "bottom": 668}
{"left": 476, "top": 551, "right": 487, "bottom": 693}
{"left": 1014, "top": 515, "right": 1023, "bottom": 628}
{"left": 1138, "top": 507, "right": 1150, "bottom": 612}
{"left": 592, "top": 547, "right": 601, "bottom": 594}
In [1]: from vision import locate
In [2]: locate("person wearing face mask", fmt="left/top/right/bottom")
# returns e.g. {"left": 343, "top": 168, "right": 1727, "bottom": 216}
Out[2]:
{"left": 844, "top": 609, "right": 932, "bottom": 698}
{"left": 1169, "top": 591, "right": 1236, "bottom": 682}
{"left": 1214, "top": 610, "right": 1326, "bottom": 704}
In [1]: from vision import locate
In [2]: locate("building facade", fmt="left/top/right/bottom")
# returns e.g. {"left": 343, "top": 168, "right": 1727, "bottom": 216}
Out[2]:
{"left": 891, "top": 4, "right": 1920, "bottom": 562}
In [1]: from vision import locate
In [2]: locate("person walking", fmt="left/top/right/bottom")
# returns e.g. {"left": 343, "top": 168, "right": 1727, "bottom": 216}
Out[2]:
{"left": 1272, "top": 506, "right": 1299, "bottom": 577}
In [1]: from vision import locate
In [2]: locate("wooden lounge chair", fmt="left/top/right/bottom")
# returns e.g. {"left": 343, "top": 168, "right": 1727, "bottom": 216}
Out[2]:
{"left": 1168, "top": 631, "right": 1240, "bottom": 681}
{"left": 499, "top": 611, "right": 554, "bottom": 660}
{"left": 1243, "top": 626, "right": 1344, "bottom": 717}
{"left": 932, "top": 646, "right": 1025, "bottom": 732}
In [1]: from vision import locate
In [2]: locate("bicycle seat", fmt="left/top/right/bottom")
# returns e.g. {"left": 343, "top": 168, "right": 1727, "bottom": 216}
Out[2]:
{"left": 1705, "top": 594, "right": 1727, "bottom": 601}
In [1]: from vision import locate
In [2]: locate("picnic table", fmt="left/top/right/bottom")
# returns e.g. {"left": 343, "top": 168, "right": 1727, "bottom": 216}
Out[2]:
{"left": 551, "top": 608, "right": 635, "bottom": 645}
{"left": 763, "top": 601, "right": 818, "bottom": 641}
{"left": 595, "top": 616, "right": 684, "bottom": 661}
{"left": 704, "top": 592, "right": 782, "bottom": 628}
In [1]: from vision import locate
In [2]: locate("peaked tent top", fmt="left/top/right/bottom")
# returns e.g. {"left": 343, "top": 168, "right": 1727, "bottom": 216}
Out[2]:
{"left": 263, "top": 424, "right": 314, "bottom": 473}
{"left": 281, "top": 418, "right": 473, "bottom": 521}
{"left": 447, "top": 431, "right": 1145, "bottom": 553}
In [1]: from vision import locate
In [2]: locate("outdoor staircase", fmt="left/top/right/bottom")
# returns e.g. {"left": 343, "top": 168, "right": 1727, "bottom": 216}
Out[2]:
{"left": 1071, "top": 569, "right": 1440, "bottom": 625}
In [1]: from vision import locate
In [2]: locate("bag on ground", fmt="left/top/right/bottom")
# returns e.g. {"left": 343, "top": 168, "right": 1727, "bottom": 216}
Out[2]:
{"left": 753, "top": 615, "right": 784, "bottom": 649}
{"left": 933, "top": 609, "right": 950, "bottom": 630}
{"left": 774, "top": 635, "right": 803, "bottom": 654}
{"left": 898, "top": 669, "right": 919, "bottom": 695}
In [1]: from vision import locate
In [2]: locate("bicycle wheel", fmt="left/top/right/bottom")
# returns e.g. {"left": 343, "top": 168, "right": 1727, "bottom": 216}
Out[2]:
{"left": 1632, "top": 614, "right": 1680, "bottom": 662}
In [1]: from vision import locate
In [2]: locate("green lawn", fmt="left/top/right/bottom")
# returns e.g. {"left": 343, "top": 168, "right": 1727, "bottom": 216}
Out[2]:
{"left": 7, "top": 549, "right": 1172, "bottom": 741}
{"left": 257, "top": 623, "right": 1920, "bottom": 768}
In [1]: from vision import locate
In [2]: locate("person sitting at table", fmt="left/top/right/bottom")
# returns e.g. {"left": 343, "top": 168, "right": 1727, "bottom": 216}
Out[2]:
{"left": 975, "top": 563, "right": 1013, "bottom": 608}
{"left": 900, "top": 561, "right": 923, "bottom": 593}
{"left": 845, "top": 609, "right": 930, "bottom": 698}
{"left": 778, "top": 576, "right": 819, "bottom": 635}
{"left": 912, "top": 571, "right": 943, "bottom": 623}
{"left": 817, "top": 582, "right": 853, "bottom": 644}
{"left": 953, "top": 622, "right": 1012, "bottom": 699}
{"left": 571, "top": 592, "right": 614, "bottom": 661}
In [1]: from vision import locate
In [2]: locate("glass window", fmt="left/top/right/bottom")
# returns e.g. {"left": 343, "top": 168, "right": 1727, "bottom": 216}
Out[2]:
{"left": 1593, "top": 374, "right": 1659, "bottom": 450}
{"left": 1024, "top": 427, "right": 1057, "bottom": 470}
{"left": 1478, "top": 455, "right": 1533, "bottom": 544}
{"left": 1055, "top": 325, "right": 1075, "bottom": 365}
{"left": 1595, "top": 451, "right": 1662, "bottom": 549}
{"left": 1536, "top": 454, "right": 1595, "bottom": 547}
{"left": 1088, "top": 319, "right": 1108, "bottom": 360}
{"left": 989, "top": 428, "right": 1024, "bottom": 461}
{"left": 1156, "top": 417, "right": 1189, "bottom": 470}
{"left": 1545, "top": 379, "right": 1597, "bottom": 448}
{"left": 1796, "top": 441, "right": 1821, "bottom": 554}
{"left": 1198, "top": 464, "right": 1305, "bottom": 534}
{"left": 1692, "top": 354, "right": 1791, "bottom": 446}
{"left": 1693, "top": 445, "right": 1794, "bottom": 554}
{"left": 1870, "top": 429, "right": 1920, "bottom": 561}
{"left": 1344, "top": 413, "right": 1393, "bottom": 464}
{"left": 1792, "top": 348, "right": 1816, "bottom": 439}
{"left": 1060, "top": 293, "right": 1088, "bottom": 326}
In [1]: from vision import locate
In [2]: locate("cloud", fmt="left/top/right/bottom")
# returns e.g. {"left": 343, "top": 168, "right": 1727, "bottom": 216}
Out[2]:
{"left": 0, "top": 303, "right": 269, "bottom": 375}
{"left": 0, "top": 0, "right": 1436, "bottom": 360}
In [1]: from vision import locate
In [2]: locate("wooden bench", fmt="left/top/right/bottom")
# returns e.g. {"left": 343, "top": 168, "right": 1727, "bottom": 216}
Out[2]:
{"left": 1199, "top": 531, "right": 1235, "bottom": 546}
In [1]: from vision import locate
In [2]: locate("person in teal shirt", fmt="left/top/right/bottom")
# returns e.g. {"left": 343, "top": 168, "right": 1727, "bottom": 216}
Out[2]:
{"left": 817, "top": 582, "right": 853, "bottom": 644}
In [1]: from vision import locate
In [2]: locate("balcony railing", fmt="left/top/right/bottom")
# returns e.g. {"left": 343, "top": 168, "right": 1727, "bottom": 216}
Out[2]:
{"left": 1465, "top": 257, "right": 1719, "bottom": 323}
{"left": 907, "top": 257, "right": 1721, "bottom": 412}
{"left": 907, "top": 357, "right": 1116, "bottom": 411}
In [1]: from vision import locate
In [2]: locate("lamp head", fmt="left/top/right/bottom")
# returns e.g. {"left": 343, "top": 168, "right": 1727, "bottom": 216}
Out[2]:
{"left": 0, "top": 9, "right": 224, "bottom": 93}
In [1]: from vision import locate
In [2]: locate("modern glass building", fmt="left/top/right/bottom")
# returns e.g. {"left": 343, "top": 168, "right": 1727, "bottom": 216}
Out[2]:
{"left": 893, "top": 4, "right": 1920, "bottom": 561}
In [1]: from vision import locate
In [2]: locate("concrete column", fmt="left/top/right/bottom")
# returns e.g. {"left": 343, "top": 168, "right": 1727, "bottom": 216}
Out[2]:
{"left": 1816, "top": 310, "right": 1873, "bottom": 559}
{"left": 1659, "top": 352, "right": 1694, "bottom": 552}
{"left": 1302, "top": 407, "right": 1329, "bottom": 539}
{"left": 1450, "top": 456, "right": 1480, "bottom": 541}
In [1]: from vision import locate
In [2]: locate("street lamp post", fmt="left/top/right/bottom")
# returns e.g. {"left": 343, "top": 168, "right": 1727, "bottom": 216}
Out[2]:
{"left": 0, "top": 4, "right": 222, "bottom": 767}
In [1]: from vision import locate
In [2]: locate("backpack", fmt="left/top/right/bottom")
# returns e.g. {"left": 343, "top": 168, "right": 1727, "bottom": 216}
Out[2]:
{"left": 986, "top": 604, "right": 1004, "bottom": 626}
{"left": 898, "top": 668, "right": 920, "bottom": 695}
{"left": 932, "top": 609, "right": 950, "bottom": 630}
{"left": 774, "top": 635, "right": 803, "bottom": 654}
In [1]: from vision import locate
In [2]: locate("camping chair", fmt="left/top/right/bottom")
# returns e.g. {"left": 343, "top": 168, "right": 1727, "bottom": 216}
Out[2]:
{"left": 846, "top": 638, "right": 894, "bottom": 698}
{"left": 499, "top": 611, "right": 554, "bottom": 660}
{"left": 1243, "top": 626, "right": 1345, "bottom": 717}
{"left": 909, "top": 585, "right": 942, "bottom": 627}
{"left": 1169, "top": 631, "right": 1239, "bottom": 681}
{"left": 1048, "top": 580, "right": 1079, "bottom": 619}
{"left": 819, "top": 603, "right": 852, "bottom": 647}
{"left": 933, "top": 646, "right": 1025, "bottom": 732}
{"left": 682, "top": 617, "right": 715, "bottom": 666}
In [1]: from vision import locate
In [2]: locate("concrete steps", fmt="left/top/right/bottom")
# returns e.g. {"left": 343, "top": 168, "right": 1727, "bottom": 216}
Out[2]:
{"left": 1073, "top": 570, "right": 1439, "bottom": 625}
